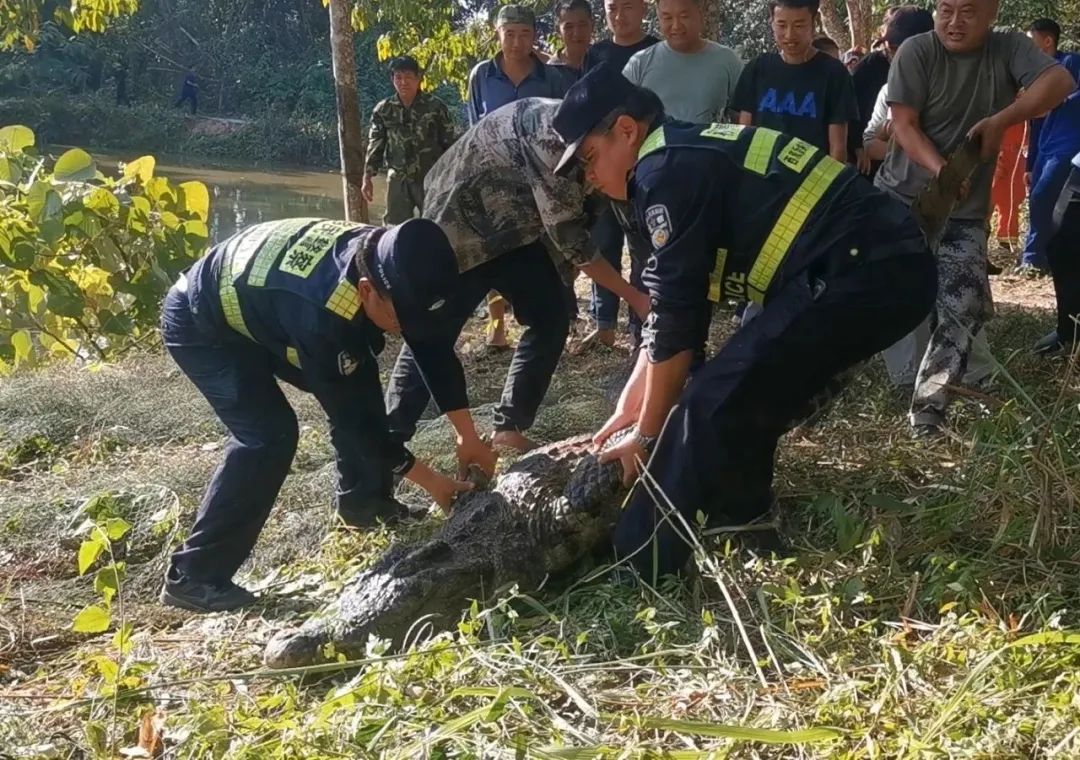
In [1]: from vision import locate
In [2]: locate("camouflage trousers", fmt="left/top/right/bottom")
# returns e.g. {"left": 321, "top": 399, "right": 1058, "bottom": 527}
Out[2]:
{"left": 383, "top": 169, "right": 424, "bottom": 225}
{"left": 910, "top": 219, "right": 994, "bottom": 427}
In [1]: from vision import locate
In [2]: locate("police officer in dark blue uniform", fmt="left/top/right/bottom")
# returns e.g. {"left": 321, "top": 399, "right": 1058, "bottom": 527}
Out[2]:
{"left": 159, "top": 218, "right": 473, "bottom": 612}
{"left": 553, "top": 64, "right": 939, "bottom": 581}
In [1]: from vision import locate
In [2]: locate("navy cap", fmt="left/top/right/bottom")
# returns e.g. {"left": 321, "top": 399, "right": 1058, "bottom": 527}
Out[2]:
{"left": 373, "top": 219, "right": 458, "bottom": 336}
{"left": 552, "top": 61, "right": 637, "bottom": 176}
{"left": 884, "top": 7, "right": 933, "bottom": 46}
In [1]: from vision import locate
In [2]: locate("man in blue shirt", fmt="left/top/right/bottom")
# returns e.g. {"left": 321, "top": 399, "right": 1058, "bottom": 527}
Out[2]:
{"left": 467, "top": 5, "right": 569, "bottom": 125}
{"left": 1023, "top": 18, "right": 1080, "bottom": 272}
{"left": 1034, "top": 151, "right": 1080, "bottom": 355}
{"left": 467, "top": 4, "right": 572, "bottom": 349}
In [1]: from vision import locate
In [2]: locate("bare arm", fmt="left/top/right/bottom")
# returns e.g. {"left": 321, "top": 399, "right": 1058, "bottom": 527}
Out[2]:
{"left": 890, "top": 102, "right": 946, "bottom": 176}
{"left": 989, "top": 65, "right": 1075, "bottom": 128}
{"left": 637, "top": 350, "right": 693, "bottom": 437}
{"left": 828, "top": 123, "right": 848, "bottom": 162}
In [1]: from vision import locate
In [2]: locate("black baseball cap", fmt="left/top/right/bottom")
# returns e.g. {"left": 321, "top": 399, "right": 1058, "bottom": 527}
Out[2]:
{"left": 552, "top": 62, "right": 638, "bottom": 176}
{"left": 884, "top": 7, "right": 933, "bottom": 46}
{"left": 373, "top": 219, "right": 458, "bottom": 336}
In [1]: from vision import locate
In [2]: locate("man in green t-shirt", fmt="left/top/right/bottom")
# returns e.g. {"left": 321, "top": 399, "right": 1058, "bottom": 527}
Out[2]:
{"left": 874, "top": 0, "right": 1074, "bottom": 436}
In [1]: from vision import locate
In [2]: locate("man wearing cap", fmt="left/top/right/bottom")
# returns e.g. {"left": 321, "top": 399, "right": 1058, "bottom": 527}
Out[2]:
{"left": 363, "top": 56, "right": 456, "bottom": 225}
{"left": 467, "top": 5, "right": 570, "bottom": 125}
{"left": 384, "top": 97, "right": 650, "bottom": 460}
{"left": 552, "top": 64, "right": 939, "bottom": 581}
{"left": 159, "top": 218, "right": 472, "bottom": 612}
{"left": 467, "top": 4, "right": 573, "bottom": 349}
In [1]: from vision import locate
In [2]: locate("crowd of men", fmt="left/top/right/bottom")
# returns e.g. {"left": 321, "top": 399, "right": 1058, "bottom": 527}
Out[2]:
{"left": 157, "top": 0, "right": 1079, "bottom": 610}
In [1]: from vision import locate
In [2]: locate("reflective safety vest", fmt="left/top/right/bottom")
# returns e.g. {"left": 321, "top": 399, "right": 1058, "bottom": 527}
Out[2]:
{"left": 190, "top": 217, "right": 379, "bottom": 368}
{"left": 637, "top": 122, "right": 851, "bottom": 305}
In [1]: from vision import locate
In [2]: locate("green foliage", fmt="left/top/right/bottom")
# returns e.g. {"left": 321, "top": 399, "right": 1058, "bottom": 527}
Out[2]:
{"left": 0, "top": 124, "right": 207, "bottom": 371}
{"left": 72, "top": 511, "right": 131, "bottom": 634}
{"left": 0, "top": 0, "right": 139, "bottom": 50}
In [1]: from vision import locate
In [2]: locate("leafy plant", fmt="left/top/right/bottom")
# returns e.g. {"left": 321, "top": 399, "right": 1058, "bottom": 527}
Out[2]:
{"left": 0, "top": 124, "right": 208, "bottom": 372}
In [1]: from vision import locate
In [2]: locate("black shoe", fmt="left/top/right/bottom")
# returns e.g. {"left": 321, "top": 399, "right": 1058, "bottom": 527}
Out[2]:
{"left": 986, "top": 261, "right": 1003, "bottom": 276}
{"left": 912, "top": 422, "right": 943, "bottom": 440}
{"left": 337, "top": 497, "right": 413, "bottom": 529}
{"left": 160, "top": 570, "right": 256, "bottom": 613}
{"left": 1033, "top": 330, "right": 1073, "bottom": 357}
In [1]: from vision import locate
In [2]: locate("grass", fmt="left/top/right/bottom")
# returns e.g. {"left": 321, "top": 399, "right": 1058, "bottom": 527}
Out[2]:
{"left": 1, "top": 269, "right": 1079, "bottom": 759}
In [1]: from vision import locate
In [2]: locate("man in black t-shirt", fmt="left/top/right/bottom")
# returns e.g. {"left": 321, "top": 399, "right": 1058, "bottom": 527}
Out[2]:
{"left": 580, "top": 0, "right": 660, "bottom": 347}
{"left": 583, "top": 0, "right": 660, "bottom": 75}
{"left": 850, "top": 6, "right": 934, "bottom": 176}
{"left": 731, "top": 0, "right": 857, "bottom": 161}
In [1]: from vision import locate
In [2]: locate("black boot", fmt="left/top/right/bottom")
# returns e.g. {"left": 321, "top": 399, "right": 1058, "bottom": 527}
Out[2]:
{"left": 1033, "top": 329, "right": 1077, "bottom": 357}
{"left": 160, "top": 566, "right": 256, "bottom": 613}
{"left": 337, "top": 496, "right": 414, "bottom": 529}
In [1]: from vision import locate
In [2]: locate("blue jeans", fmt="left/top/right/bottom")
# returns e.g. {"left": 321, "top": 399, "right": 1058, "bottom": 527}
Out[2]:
{"left": 1024, "top": 154, "right": 1072, "bottom": 269}
{"left": 590, "top": 207, "right": 625, "bottom": 331}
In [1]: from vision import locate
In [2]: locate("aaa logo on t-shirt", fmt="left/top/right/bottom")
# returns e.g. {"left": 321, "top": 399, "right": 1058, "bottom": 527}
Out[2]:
{"left": 757, "top": 89, "right": 818, "bottom": 119}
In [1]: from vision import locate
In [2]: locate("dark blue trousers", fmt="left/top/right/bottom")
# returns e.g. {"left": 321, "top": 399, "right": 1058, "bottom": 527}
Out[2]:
{"left": 161, "top": 287, "right": 389, "bottom": 582}
{"left": 384, "top": 240, "right": 570, "bottom": 439}
{"left": 613, "top": 244, "right": 938, "bottom": 581}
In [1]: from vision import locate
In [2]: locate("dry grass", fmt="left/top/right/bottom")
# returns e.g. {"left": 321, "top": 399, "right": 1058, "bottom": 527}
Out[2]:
{"left": 1, "top": 274, "right": 1078, "bottom": 759}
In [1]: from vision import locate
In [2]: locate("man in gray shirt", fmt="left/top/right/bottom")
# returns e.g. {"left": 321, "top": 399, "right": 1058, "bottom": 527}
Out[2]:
{"left": 875, "top": 0, "right": 1073, "bottom": 436}
{"left": 622, "top": 0, "right": 743, "bottom": 122}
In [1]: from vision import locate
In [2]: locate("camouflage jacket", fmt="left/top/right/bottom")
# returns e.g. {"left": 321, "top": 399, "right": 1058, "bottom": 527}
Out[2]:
{"left": 364, "top": 92, "right": 456, "bottom": 181}
{"left": 422, "top": 98, "right": 599, "bottom": 274}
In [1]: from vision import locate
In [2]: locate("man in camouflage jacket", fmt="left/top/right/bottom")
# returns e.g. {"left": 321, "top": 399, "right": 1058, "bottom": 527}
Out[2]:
{"left": 383, "top": 97, "right": 650, "bottom": 466}
{"left": 363, "top": 56, "right": 456, "bottom": 225}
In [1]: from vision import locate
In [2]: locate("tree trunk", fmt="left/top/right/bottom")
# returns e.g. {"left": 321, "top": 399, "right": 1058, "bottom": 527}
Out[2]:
{"left": 819, "top": 1, "right": 851, "bottom": 50}
{"left": 845, "top": 0, "right": 875, "bottom": 50}
{"left": 699, "top": 0, "right": 724, "bottom": 42}
{"left": 328, "top": 0, "right": 368, "bottom": 223}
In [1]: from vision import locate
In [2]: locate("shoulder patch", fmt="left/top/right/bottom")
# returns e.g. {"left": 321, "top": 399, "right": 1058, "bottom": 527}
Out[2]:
{"left": 338, "top": 351, "right": 359, "bottom": 376}
{"left": 700, "top": 123, "right": 743, "bottom": 141}
{"left": 645, "top": 204, "right": 672, "bottom": 249}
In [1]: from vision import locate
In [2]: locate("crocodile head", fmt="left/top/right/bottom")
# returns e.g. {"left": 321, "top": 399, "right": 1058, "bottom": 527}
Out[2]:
{"left": 263, "top": 434, "right": 628, "bottom": 669}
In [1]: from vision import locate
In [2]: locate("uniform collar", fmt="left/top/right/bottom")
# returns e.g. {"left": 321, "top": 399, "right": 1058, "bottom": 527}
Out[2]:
{"left": 487, "top": 52, "right": 548, "bottom": 81}
{"left": 636, "top": 117, "right": 669, "bottom": 160}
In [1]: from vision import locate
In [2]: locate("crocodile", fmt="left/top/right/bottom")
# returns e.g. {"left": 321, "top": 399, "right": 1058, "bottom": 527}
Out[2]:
{"left": 264, "top": 434, "right": 628, "bottom": 669}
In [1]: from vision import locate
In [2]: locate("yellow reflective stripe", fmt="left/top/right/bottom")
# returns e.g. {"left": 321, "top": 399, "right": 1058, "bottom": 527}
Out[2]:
{"left": 325, "top": 278, "right": 362, "bottom": 319}
{"left": 637, "top": 127, "right": 666, "bottom": 159}
{"left": 744, "top": 128, "right": 780, "bottom": 175}
{"left": 707, "top": 248, "right": 729, "bottom": 303}
{"left": 247, "top": 218, "right": 321, "bottom": 287}
{"left": 285, "top": 347, "right": 301, "bottom": 369}
{"left": 279, "top": 220, "right": 363, "bottom": 279}
{"left": 777, "top": 138, "right": 818, "bottom": 174}
{"left": 219, "top": 224, "right": 278, "bottom": 340}
{"left": 700, "top": 123, "right": 743, "bottom": 141}
{"left": 747, "top": 157, "right": 844, "bottom": 303}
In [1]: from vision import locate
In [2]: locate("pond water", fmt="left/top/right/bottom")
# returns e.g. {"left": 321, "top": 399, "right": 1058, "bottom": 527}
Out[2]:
{"left": 93, "top": 152, "right": 387, "bottom": 243}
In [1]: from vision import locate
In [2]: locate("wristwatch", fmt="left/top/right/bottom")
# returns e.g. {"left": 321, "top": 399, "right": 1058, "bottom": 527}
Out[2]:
{"left": 629, "top": 426, "right": 657, "bottom": 452}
